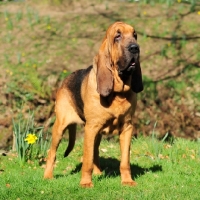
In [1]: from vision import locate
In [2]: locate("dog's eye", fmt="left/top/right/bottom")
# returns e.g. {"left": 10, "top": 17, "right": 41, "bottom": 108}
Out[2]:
{"left": 114, "top": 32, "right": 121, "bottom": 42}
{"left": 133, "top": 31, "right": 137, "bottom": 40}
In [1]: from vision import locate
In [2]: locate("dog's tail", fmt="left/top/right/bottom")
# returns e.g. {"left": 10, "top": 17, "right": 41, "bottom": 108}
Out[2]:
{"left": 64, "top": 124, "right": 76, "bottom": 157}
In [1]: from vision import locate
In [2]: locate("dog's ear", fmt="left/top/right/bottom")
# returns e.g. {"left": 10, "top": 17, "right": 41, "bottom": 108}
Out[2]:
{"left": 131, "top": 60, "right": 143, "bottom": 93}
{"left": 95, "top": 39, "right": 113, "bottom": 97}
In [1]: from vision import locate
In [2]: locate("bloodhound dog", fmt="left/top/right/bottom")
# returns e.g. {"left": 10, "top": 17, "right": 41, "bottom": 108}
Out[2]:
{"left": 44, "top": 21, "right": 143, "bottom": 187}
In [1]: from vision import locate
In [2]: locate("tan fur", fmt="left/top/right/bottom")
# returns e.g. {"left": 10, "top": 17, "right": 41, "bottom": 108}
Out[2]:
{"left": 44, "top": 22, "right": 143, "bottom": 187}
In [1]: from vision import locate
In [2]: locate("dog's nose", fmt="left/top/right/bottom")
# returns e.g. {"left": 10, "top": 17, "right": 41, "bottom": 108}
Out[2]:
{"left": 128, "top": 44, "right": 140, "bottom": 54}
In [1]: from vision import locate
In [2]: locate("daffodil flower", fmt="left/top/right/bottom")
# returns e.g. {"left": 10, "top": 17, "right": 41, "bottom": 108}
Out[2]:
{"left": 25, "top": 134, "right": 38, "bottom": 144}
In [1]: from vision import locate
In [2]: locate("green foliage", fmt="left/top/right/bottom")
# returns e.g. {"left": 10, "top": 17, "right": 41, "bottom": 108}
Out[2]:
{"left": 166, "top": 80, "right": 187, "bottom": 93}
{"left": 59, "top": 69, "right": 71, "bottom": 81}
{"left": 12, "top": 111, "right": 51, "bottom": 166}
{"left": 15, "top": 10, "right": 23, "bottom": 22}
{"left": 142, "top": 76, "right": 157, "bottom": 100}
{"left": 128, "top": 0, "right": 198, "bottom": 7}
{"left": 4, "top": 60, "right": 50, "bottom": 103}
{"left": 4, "top": 11, "right": 13, "bottom": 30}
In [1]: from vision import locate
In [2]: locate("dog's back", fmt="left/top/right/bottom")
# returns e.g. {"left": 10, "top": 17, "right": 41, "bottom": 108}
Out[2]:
{"left": 61, "top": 66, "right": 93, "bottom": 122}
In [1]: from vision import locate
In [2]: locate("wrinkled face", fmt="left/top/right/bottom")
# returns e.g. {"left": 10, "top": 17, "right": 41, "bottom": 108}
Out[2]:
{"left": 96, "top": 22, "right": 143, "bottom": 97}
{"left": 107, "top": 22, "right": 139, "bottom": 74}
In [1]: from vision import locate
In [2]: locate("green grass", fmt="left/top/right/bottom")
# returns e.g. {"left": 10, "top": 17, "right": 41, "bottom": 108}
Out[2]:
{"left": 1, "top": 137, "right": 200, "bottom": 199}
{"left": 0, "top": 1, "right": 200, "bottom": 198}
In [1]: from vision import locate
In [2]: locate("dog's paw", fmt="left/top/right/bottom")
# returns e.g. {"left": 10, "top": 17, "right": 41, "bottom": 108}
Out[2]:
{"left": 43, "top": 172, "right": 53, "bottom": 179}
{"left": 122, "top": 180, "right": 137, "bottom": 186}
{"left": 80, "top": 182, "right": 94, "bottom": 188}
{"left": 44, "top": 175, "right": 53, "bottom": 179}
{"left": 93, "top": 168, "right": 102, "bottom": 175}
{"left": 93, "top": 171, "right": 102, "bottom": 175}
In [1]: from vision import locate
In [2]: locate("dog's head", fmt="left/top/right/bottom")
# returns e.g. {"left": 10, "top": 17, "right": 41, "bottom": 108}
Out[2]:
{"left": 94, "top": 21, "right": 143, "bottom": 97}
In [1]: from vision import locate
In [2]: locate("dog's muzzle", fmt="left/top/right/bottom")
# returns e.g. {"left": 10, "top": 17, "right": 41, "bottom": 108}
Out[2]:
{"left": 128, "top": 43, "right": 140, "bottom": 54}
{"left": 118, "top": 57, "right": 138, "bottom": 76}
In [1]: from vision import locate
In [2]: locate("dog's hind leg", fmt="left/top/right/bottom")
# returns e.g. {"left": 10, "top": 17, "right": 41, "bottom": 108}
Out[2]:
{"left": 44, "top": 89, "right": 81, "bottom": 179}
{"left": 44, "top": 117, "right": 68, "bottom": 179}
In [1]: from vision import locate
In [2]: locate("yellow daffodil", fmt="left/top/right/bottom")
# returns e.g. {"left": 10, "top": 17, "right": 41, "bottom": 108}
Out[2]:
{"left": 198, "top": 11, "right": 200, "bottom": 15}
{"left": 177, "top": 0, "right": 181, "bottom": 3}
{"left": 47, "top": 25, "right": 51, "bottom": 30}
{"left": 25, "top": 134, "right": 38, "bottom": 144}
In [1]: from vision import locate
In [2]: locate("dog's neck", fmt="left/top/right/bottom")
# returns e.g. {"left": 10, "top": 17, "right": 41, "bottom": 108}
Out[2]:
{"left": 112, "top": 67, "right": 131, "bottom": 93}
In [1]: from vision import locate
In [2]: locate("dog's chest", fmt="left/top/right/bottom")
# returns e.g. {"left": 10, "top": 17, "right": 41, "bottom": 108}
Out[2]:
{"left": 110, "top": 94, "right": 133, "bottom": 115}
{"left": 101, "top": 96, "right": 133, "bottom": 135}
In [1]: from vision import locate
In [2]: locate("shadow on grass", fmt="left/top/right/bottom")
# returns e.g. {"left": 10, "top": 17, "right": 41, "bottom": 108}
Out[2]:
{"left": 63, "top": 157, "right": 162, "bottom": 180}
{"left": 99, "top": 157, "right": 162, "bottom": 180}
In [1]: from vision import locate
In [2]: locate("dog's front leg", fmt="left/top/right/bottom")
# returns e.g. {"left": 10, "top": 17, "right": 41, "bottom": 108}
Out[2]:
{"left": 80, "top": 124, "right": 99, "bottom": 188}
{"left": 119, "top": 124, "right": 137, "bottom": 186}
{"left": 93, "top": 134, "right": 102, "bottom": 175}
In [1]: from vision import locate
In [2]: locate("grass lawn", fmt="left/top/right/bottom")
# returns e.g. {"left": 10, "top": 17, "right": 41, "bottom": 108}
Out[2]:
{"left": 1, "top": 136, "right": 200, "bottom": 200}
